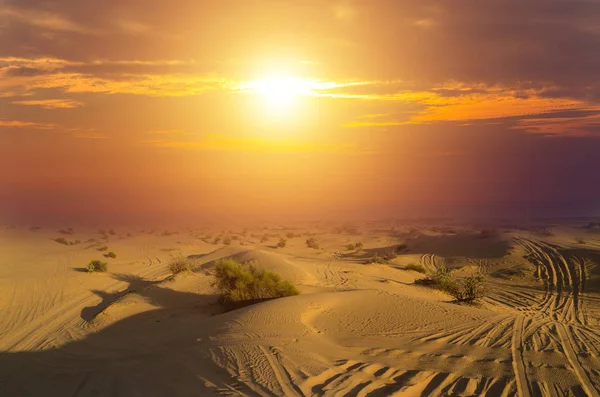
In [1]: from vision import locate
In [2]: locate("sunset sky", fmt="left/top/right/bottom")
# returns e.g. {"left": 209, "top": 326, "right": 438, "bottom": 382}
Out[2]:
{"left": 2, "top": 0, "right": 600, "bottom": 224}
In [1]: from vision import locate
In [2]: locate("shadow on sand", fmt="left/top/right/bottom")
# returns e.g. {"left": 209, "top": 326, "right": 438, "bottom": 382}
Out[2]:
{"left": 0, "top": 274, "right": 256, "bottom": 397}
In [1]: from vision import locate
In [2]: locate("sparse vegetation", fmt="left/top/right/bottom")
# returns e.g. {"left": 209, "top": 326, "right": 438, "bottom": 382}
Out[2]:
{"left": 260, "top": 234, "right": 269, "bottom": 243}
{"left": 213, "top": 237, "right": 221, "bottom": 244}
{"left": 212, "top": 259, "right": 299, "bottom": 303}
{"left": 415, "top": 266, "right": 486, "bottom": 303}
{"left": 104, "top": 251, "right": 117, "bottom": 259}
{"left": 223, "top": 236, "right": 232, "bottom": 245}
{"left": 87, "top": 260, "right": 108, "bottom": 273}
{"left": 405, "top": 263, "right": 426, "bottom": 273}
{"left": 346, "top": 243, "right": 355, "bottom": 250}
{"left": 169, "top": 256, "right": 192, "bottom": 274}
{"left": 59, "top": 228, "right": 74, "bottom": 235}
{"left": 277, "top": 238, "right": 287, "bottom": 248}
{"left": 97, "top": 245, "right": 108, "bottom": 251}
{"left": 54, "top": 237, "right": 69, "bottom": 245}
{"left": 306, "top": 237, "right": 319, "bottom": 249}
{"left": 54, "top": 237, "right": 80, "bottom": 246}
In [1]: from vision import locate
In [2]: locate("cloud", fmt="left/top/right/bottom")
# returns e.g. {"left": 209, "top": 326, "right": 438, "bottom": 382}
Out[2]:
{"left": 144, "top": 134, "right": 357, "bottom": 153}
{"left": 0, "top": 6, "right": 99, "bottom": 34}
{"left": 0, "top": 119, "right": 56, "bottom": 128}
{"left": 11, "top": 99, "right": 83, "bottom": 109}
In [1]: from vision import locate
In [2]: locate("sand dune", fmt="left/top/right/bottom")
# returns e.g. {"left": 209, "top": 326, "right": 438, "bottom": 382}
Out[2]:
{"left": 1, "top": 222, "right": 599, "bottom": 396}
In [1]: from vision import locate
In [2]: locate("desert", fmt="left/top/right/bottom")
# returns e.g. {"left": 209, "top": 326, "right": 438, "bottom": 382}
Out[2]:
{"left": 1, "top": 220, "right": 599, "bottom": 396}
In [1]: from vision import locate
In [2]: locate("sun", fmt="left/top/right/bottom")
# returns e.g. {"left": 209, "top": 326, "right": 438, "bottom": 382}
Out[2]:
{"left": 240, "top": 74, "right": 318, "bottom": 114}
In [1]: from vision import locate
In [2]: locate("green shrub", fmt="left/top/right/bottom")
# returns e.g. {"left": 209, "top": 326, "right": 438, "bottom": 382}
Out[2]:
{"left": 169, "top": 257, "right": 191, "bottom": 274}
{"left": 415, "top": 267, "right": 486, "bottom": 303}
{"left": 104, "top": 251, "right": 117, "bottom": 259}
{"left": 405, "top": 264, "right": 426, "bottom": 273}
{"left": 212, "top": 259, "right": 299, "bottom": 303}
{"left": 446, "top": 274, "right": 486, "bottom": 303}
{"left": 87, "top": 260, "right": 107, "bottom": 273}
{"left": 306, "top": 238, "right": 319, "bottom": 249}
{"left": 277, "top": 238, "right": 287, "bottom": 248}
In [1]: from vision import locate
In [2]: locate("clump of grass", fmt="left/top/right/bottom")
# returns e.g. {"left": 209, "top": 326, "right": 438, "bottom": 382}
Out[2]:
{"left": 87, "top": 260, "right": 108, "bottom": 273}
{"left": 223, "top": 236, "right": 232, "bottom": 245}
{"left": 212, "top": 259, "right": 299, "bottom": 303}
{"left": 260, "top": 234, "right": 269, "bottom": 243}
{"left": 213, "top": 236, "right": 221, "bottom": 245}
{"left": 169, "top": 256, "right": 192, "bottom": 274}
{"left": 306, "top": 237, "right": 319, "bottom": 249}
{"left": 54, "top": 237, "right": 69, "bottom": 245}
{"left": 68, "top": 240, "right": 81, "bottom": 246}
{"left": 97, "top": 245, "right": 108, "bottom": 252}
{"left": 277, "top": 238, "right": 287, "bottom": 248}
{"left": 104, "top": 251, "right": 117, "bottom": 259}
{"left": 346, "top": 242, "right": 364, "bottom": 251}
{"left": 405, "top": 263, "right": 426, "bottom": 273}
{"left": 365, "top": 254, "right": 388, "bottom": 264}
{"left": 286, "top": 232, "right": 298, "bottom": 239}
{"left": 415, "top": 266, "right": 486, "bottom": 303}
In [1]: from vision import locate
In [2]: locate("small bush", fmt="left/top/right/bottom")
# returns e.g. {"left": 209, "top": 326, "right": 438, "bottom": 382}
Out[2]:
{"left": 213, "top": 237, "right": 221, "bottom": 244}
{"left": 54, "top": 237, "right": 69, "bottom": 245}
{"left": 365, "top": 254, "right": 387, "bottom": 264}
{"left": 346, "top": 243, "right": 355, "bottom": 251}
{"left": 260, "top": 234, "right": 269, "bottom": 243}
{"left": 286, "top": 232, "right": 297, "bottom": 239}
{"left": 169, "top": 257, "right": 191, "bottom": 274}
{"left": 97, "top": 246, "right": 108, "bottom": 252}
{"left": 277, "top": 238, "right": 287, "bottom": 248}
{"left": 104, "top": 251, "right": 117, "bottom": 259}
{"left": 446, "top": 274, "right": 486, "bottom": 303}
{"left": 87, "top": 260, "right": 107, "bottom": 273}
{"left": 415, "top": 267, "right": 486, "bottom": 303}
{"left": 355, "top": 242, "right": 364, "bottom": 252}
{"left": 59, "top": 228, "right": 74, "bottom": 235}
{"left": 405, "top": 264, "right": 426, "bottom": 273}
{"left": 212, "top": 259, "right": 299, "bottom": 303}
{"left": 306, "top": 238, "right": 319, "bottom": 249}
{"left": 68, "top": 240, "right": 81, "bottom": 246}
{"left": 223, "top": 236, "right": 232, "bottom": 245}
{"left": 108, "top": 229, "right": 116, "bottom": 236}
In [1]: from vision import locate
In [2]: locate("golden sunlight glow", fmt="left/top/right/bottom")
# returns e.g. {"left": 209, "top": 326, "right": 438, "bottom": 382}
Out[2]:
{"left": 240, "top": 75, "right": 313, "bottom": 112}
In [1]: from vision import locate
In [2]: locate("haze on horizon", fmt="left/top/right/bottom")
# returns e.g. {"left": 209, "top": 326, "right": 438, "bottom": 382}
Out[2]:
{"left": 2, "top": 0, "right": 600, "bottom": 225}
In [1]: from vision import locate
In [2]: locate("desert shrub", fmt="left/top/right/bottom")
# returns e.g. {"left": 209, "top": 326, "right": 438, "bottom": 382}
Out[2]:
{"left": 212, "top": 259, "right": 299, "bottom": 303}
{"left": 277, "top": 238, "right": 287, "bottom": 248}
{"left": 104, "top": 251, "right": 117, "bottom": 259}
{"left": 355, "top": 242, "right": 364, "bottom": 251}
{"left": 213, "top": 237, "right": 221, "bottom": 244}
{"left": 87, "top": 260, "right": 107, "bottom": 273}
{"left": 260, "top": 234, "right": 269, "bottom": 243}
{"left": 446, "top": 274, "right": 486, "bottom": 302}
{"left": 286, "top": 232, "right": 297, "bottom": 239}
{"left": 97, "top": 246, "right": 108, "bottom": 252}
{"left": 223, "top": 236, "right": 232, "bottom": 245}
{"left": 365, "top": 254, "right": 387, "bottom": 264}
{"left": 108, "top": 229, "right": 116, "bottom": 236}
{"left": 346, "top": 243, "right": 356, "bottom": 250}
{"left": 232, "top": 235, "right": 239, "bottom": 241}
{"left": 415, "top": 267, "right": 485, "bottom": 303}
{"left": 59, "top": 228, "right": 74, "bottom": 235}
{"left": 68, "top": 240, "right": 81, "bottom": 246}
{"left": 169, "top": 256, "right": 191, "bottom": 274}
{"left": 306, "top": 238, "right": 319, "bottom": 249}
{"left": 54, "top": 237, "right": 69, "bottom": 245}
{"left": 405, "top": 263, "right": 426, "bottom": 273}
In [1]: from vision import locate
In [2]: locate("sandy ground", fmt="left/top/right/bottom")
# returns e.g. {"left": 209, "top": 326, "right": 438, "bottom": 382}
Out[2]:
{"left": 1, "top": 220, "right": 599, "bottom": 396}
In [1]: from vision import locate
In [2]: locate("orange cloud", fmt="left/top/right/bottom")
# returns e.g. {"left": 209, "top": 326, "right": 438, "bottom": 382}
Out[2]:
{"left": 11, "top": 99, "right": 83, "bottom": 109}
